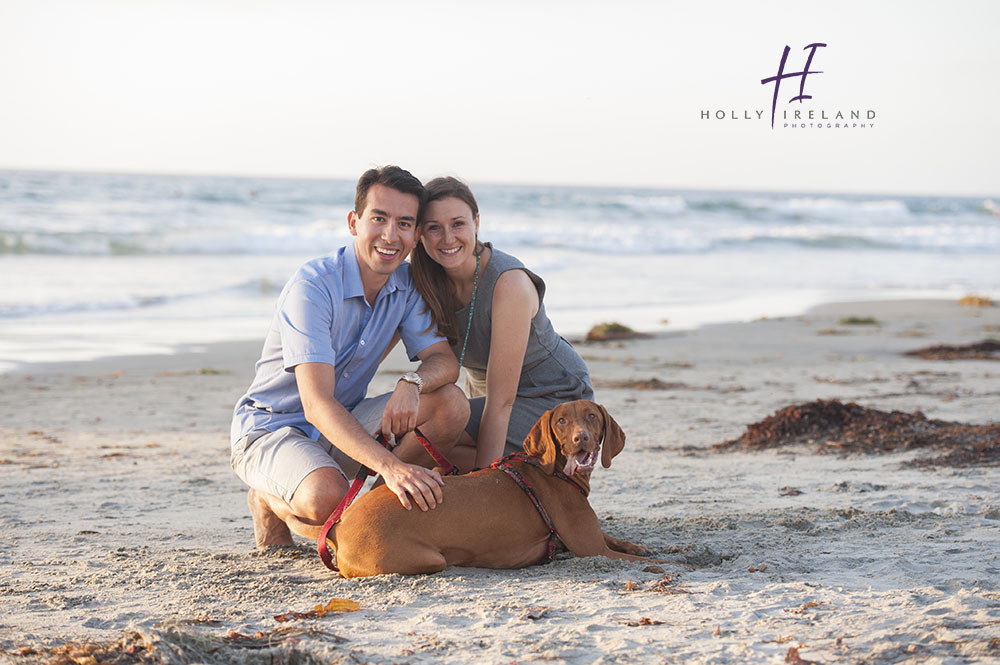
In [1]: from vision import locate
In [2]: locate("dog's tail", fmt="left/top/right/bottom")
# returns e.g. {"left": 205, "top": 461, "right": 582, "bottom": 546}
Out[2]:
{"left": 285, "top": 514, "right": 333, "bottom": 548}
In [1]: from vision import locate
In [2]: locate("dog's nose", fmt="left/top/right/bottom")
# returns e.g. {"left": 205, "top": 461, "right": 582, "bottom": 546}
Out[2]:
{"left": 573, "top": 430, "right": 590, "bottom": 445}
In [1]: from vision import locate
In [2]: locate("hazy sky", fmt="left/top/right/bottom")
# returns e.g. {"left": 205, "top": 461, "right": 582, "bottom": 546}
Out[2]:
{"left": 2, "top": 0, "right": 998, "bottom": 195}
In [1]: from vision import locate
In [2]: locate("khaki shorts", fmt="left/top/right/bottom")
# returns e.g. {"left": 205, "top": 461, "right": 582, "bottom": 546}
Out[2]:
{"left": 230, "top": 392, "right": 391, "bottom": 503}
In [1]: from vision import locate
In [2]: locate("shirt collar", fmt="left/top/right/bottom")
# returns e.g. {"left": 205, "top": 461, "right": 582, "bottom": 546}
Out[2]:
{"left": 342, "top": 242, "right": 403, "bottom": 301}
{"left": 342, "top": 242, "right": 365, "bottom": 300}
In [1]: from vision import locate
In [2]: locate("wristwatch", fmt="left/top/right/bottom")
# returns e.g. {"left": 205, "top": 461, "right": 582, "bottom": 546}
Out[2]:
{"left": 398, "top": 372, "right": 424, "bottom": 393}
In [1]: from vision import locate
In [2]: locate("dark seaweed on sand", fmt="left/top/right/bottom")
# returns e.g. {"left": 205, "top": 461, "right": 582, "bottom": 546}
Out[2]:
{"left": 601, "top": 378, "right": 690, "bottom": 390}
{"left": 903, "top": 339, "right": 1000, "bottom": 361}
{"left": 6, "top": 623, "right": 346, "bottom": 665}
{"left": 584, "top": 321, "right": 647, "bottom": 342}
{"left": 714, "top": 399, "right": 1000, "bottom": 468}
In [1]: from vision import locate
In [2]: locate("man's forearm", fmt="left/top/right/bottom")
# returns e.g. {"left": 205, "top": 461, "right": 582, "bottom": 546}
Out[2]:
{"left": 294, "top": 362, "right": 444, "bottom": 512}
{"left": 412, "top": 349, "right": 459, "bottom": 393}
{"left": 305, "top": 397, "right": 401, "bottom": 475}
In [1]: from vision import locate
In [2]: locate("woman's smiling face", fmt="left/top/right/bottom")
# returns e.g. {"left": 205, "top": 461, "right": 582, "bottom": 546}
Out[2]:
{"left": 419, "top": 196, "right": 480, "bottom": 270}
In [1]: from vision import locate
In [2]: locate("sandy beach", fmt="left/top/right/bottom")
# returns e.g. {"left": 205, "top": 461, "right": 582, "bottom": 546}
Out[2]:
{"left": 1, "top": 298, "right": 998, "bottom": 665}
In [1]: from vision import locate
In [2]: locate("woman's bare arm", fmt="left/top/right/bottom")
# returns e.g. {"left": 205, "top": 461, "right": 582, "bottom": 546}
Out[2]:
{"left": 475, "top": 269, "right": 539, "bottom": 467}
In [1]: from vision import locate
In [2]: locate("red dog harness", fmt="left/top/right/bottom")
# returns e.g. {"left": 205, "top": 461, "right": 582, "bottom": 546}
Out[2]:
{"left": 317, "top": 428, "right": 457, "bottom": 572}
{"left": 490, "top": 452, "right": 586, "bottom": 565}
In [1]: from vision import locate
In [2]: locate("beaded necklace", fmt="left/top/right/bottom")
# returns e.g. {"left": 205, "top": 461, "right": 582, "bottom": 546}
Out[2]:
{"left": 457, "top": 252, "right": 481, "bottom": 367}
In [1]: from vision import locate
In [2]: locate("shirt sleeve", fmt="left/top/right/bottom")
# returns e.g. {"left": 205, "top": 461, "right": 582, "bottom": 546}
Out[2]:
{"left": 398, "top": 288, "right": 447, "bottom": 361}
{"left": 277, "top": 279, "right": 338, "bottom": 371}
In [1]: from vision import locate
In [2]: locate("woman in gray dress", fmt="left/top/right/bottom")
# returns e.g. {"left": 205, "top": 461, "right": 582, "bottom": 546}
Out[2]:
{"left": 411, "top": 177, "right": 594, "bottom": 470}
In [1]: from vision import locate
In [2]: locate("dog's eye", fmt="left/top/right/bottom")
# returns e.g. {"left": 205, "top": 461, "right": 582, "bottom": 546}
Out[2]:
{"left": 557, "top": 417, "right": 566, "bottom": 425}
{"left": 587, "top": 413, "right": 597, "bottom": 420}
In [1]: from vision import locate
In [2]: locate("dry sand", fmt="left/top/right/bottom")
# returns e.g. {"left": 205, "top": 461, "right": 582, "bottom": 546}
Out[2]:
{"left": 1, "top": 299, "right": 998, "bottom": 664}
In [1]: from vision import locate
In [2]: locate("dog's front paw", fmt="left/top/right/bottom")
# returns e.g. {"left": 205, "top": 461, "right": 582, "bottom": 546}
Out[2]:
{"left": 603, "top": 533, "right": 654, "bottom": 557}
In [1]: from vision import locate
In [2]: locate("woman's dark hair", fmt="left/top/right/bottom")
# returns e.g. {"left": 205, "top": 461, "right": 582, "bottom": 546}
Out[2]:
{"left": 411, "top": 177, "right": 481, "bottom": 347}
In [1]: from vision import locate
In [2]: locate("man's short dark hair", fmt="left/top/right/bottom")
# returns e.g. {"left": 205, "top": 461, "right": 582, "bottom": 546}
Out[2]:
{"left": 354, "top": 166, "right": 426, "bottom": 217}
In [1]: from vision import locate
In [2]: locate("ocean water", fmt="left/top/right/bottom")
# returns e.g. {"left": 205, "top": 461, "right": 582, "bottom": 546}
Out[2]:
{"left": 1, "top": 170, "right": 998, "bottom": 372}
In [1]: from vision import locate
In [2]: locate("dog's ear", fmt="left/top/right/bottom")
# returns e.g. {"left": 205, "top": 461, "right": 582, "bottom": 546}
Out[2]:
{"left": 597, "top": 403, "right": 625, "bottom": 468}
{"left": 522, "top": 409, "right": 558, "bottom": 474}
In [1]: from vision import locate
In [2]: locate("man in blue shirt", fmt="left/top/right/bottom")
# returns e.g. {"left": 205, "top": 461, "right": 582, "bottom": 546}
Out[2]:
{"left": 231, "top": 166, "right": 469, "bottom": 549}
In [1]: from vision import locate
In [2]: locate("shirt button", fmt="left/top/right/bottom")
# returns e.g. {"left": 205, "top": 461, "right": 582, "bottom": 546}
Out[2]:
{"left": 360, "top": 340, "right": 366, "bottom": 346}
{"left": 343, "top": 372, "right": 350, "bottom": 378}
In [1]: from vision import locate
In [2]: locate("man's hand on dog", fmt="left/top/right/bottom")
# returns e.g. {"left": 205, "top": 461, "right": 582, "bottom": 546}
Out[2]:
{"left": 381, "top": 460, "right": 444, "bottom": 511}
{"left": 378, "top": 380, "right": 445, "bottom": 511}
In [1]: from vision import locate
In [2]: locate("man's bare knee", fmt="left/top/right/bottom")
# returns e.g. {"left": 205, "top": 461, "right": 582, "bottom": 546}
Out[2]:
{"left": 422, "top": 384, "right": 469, "bottom": 428}
{"left": 288, "top": 467, "right": 349, "bottom": 524}
{"left": 444, "top": 384, "right": 471, "bottom": 426}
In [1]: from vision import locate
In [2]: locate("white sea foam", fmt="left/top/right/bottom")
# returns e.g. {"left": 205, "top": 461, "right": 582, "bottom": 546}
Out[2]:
{"left": 1, "top": 170, "right": 998, "bottom": 369}
{"left": 605, "top": 194, "right": 688, "bottom": 214}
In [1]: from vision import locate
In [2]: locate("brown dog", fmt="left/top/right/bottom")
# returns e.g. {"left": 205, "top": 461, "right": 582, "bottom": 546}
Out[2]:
{"left": 288, "top": 400, "right": 668, "bottom": 577}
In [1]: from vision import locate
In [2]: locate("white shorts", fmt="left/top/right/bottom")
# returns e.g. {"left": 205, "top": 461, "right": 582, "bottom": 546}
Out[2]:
{"left": 230, "top": 392, "right": 392, "bottom": 503}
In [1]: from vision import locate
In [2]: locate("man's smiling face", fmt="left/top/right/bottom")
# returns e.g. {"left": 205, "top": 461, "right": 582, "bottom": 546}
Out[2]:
{"left": 349, "top": 184, "right": 420, "bottom": 288}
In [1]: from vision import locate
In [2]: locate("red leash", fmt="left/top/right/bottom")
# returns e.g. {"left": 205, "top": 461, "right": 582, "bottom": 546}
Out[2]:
{"left": 317, "top": 428, "right": 457, "bottom": 571}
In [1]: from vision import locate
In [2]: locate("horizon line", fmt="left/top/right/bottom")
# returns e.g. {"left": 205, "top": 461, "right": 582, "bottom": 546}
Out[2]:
{"left": 0, "top": 164, "right": 997, "bottom": 201}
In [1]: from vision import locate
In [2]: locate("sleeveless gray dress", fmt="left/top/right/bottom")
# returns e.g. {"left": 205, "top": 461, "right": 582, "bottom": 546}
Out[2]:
{"left": 454, "top": 244, "right": 594, "bottom": 454}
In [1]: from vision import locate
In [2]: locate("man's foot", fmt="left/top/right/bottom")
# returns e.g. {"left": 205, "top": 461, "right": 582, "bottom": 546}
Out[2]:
{"left": 247, "top": 489, "right": 293, "bottom": 549}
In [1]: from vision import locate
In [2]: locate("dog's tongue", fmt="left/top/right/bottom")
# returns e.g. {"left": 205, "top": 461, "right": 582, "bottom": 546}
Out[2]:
{"left": 563, "top": 450, "right": 595, "bottom": 476}
{"left": 563, "top": 456, "right": 580, "bottom": 476}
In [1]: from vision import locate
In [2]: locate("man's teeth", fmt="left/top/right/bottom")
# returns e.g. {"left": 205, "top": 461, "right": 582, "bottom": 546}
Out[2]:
{"left": 375, "top": 247, "right": 398, "bottom": 256}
